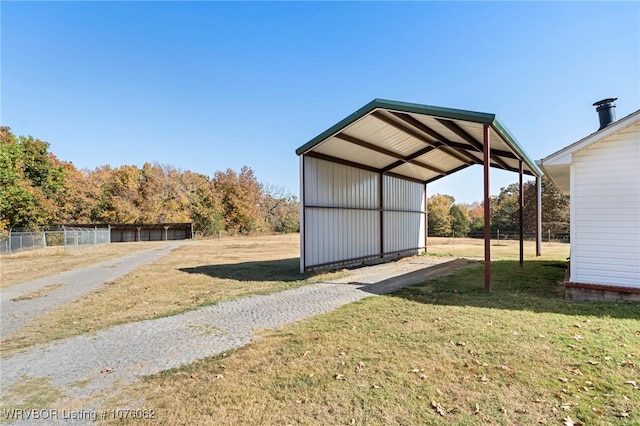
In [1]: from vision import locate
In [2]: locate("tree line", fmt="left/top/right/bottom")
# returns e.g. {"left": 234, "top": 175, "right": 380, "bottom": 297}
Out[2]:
{"left": 2, "top": 126, "right": 569, "bottom": 239}
{"left": 0, "top": 127, "right": 299, "bottom": 235}
{"left": 427, "top": 178, "right": 570, "bottom": 239}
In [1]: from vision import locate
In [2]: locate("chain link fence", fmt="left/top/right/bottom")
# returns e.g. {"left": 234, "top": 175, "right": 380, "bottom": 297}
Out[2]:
{"left": 0, "top": 226, "right": 111, "bottom": 255}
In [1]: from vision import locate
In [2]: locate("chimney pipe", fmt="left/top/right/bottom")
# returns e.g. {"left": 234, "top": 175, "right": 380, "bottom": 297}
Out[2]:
{"left": 593, "top": 98, "right": 617, "bottom": 130}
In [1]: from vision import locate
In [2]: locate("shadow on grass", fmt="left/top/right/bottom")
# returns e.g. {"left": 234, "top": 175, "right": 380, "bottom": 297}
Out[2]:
{"left": 179, "top": 257, "right": 303, "bottom": 282}
{"left": 381, "top": 260, "right": 640, "bottom": 320}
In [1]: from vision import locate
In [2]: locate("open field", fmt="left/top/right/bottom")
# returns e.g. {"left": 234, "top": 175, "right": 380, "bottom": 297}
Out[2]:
{"left": 426, "top": 236, "right": 570, "bottom": 261}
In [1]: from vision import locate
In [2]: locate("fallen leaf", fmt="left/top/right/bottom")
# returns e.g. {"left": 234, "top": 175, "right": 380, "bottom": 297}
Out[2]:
{"left": 573, "top": 335, "right": 583, "bottom": 340}
{"left": 565, "top": 367, "right": 583, "bottom": 376}
{"left": 214, "top": 374, "right": 224, "bottom": 379}
{"left": 615, "top": 411, "right": 630, "bottom": 418}
{"left": 604, "top": 356, "right": 612, "bottom": 361}
{"left": 371, "top": 385, "right": 381, "bottom": 389}
{"left": 559, "top": 377, "right": 569, "bottom": 383}
{"left": 588, "top": 360, "right": 600, "bottom": 365}
{"left": 477, "top": 374, "right": 490, "bottom": 383}
{"left": 431, "top": 401, "right": 447, "bottom": 416}
{"left": 335, "top": 374, "right": 346, "bottom": 381}
{"left": 625, "top": 380, "right": 637, "bottom": 387}
{"left": 419, "top": 374, "right": 427, "bottom": 380}
{"left": 411, "top": 368, "right": 420, "bottom": 373}
{"left": 563, "top": 415, "right": 583, "bottom": 425}
{"left": 100, "top": 368, "right": 114, "bottom": 374}
{"left": 474, "top": 404, "right": 480, "bottom": 415}
{"left": 515, "top": 408, "right": 529, "bottom": 414}
{"left": 574, "top": 324, "right": 582, "bottom": 328}
{"left": 592, "top": 408, "right": 603, "bottom": 416}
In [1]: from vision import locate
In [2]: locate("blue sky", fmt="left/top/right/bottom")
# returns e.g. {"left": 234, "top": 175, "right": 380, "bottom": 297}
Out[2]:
{"left": 2, "top": 1, "right": 639, "bottom": 203}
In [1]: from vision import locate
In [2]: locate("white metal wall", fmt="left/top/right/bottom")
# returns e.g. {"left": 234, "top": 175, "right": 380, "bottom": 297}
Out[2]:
{"left": 301, "top": 156, "right": 426, "bottom": 271}
{"left": 383, "top": 175, "right": 426, "bottom": 254}
{"left": 302, "top": 156, "right": 380, "bottom": 270}
{"left": 571, "top": 123, "right": 640, "bottom": 288}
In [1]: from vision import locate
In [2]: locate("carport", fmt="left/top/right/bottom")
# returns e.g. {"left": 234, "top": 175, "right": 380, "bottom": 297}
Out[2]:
{"left": 296, "top": 99, "right": 544, "bottom": 291}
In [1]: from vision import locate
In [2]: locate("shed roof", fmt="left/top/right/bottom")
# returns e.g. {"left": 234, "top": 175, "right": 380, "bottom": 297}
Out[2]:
{"left": 296, "top": 98, "right": 543, "bottom": 183}
{"left": 539, "top": 109, "right": 640, "bottom": 195}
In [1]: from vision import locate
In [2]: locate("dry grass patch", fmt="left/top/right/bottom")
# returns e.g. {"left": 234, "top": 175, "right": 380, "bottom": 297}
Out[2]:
{"left": 1, "top": 234, "right": 343, "bottom": 355}
{"left": 102, "top": 259, "right": 638, "bottom": 426}
{"left": 10, "top": 283, "right": 65, "bottom": 301}
{"left": 426, "top": 237, "right": 570, "bottom": 261}
{"left": 1, "top": 242, "right": 168, "bottom": 288}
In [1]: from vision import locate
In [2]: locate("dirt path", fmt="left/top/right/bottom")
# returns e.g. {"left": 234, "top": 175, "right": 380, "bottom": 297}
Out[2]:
{"left": 0, "top": 242, "right": 187, "bottom": 339}
{"left": 0, "top": 256, "right": 474, "bottom": 424}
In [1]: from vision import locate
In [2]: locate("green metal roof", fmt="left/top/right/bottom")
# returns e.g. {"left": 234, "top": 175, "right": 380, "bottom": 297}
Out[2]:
{"left": 296, "top": 98, "right": 543, "bottom": 183}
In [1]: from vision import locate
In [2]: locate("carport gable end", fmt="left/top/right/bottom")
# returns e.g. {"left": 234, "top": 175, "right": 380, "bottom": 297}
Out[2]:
{"left": 296, "top": 98, "right": 543, "bottom": 292}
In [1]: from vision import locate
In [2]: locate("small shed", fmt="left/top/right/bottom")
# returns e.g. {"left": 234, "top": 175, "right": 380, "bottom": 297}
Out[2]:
{"left": 296, "top": 99, "right": 543, "bottom": 290}
{"left": 540, "top": 99, "right": 640, "bottom": 301}
{"left": 109, "top": 223, "right": 194, "bottom": 242}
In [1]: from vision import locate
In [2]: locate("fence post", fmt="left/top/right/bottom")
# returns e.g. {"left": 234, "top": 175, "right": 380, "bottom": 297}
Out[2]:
{"left": 42, "top": 231, "right": 46, "bottom": 248}
{"left": 8, "top": 229, "right": 12, "bottom": 254}
{"left": 63, "top": 226, "right": 67, "bottom": 249}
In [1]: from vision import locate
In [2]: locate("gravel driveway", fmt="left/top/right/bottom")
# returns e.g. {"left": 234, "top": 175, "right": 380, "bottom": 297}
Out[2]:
{"left": 1, "top": 252, "right": 473, "bottom": 425}
{"left": 1, "top": 242, "right": 187, "bottom": 338}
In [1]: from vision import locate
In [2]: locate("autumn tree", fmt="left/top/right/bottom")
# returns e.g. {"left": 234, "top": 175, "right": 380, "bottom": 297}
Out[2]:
{"left": 213, "top": 166, "right": 264, "bottom": 234}
{"left": 182, "top": 170, "right": 223, "bottom": 236}
{"left": 0, "top": 127, "right": 65, "bottom": 230}
{"left": 261, "top": 184, "right": 299, "bottom": 233}
{"left": 427, "top": 194, "right": 455, "bottom": 236}
{"left": 450, "top": 203, "right": 470, "bottom": 237}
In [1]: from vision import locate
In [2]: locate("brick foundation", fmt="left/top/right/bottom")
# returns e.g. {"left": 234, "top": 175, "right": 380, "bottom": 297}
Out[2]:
{"left": 565, "top": 282, "right": 640, "bottom": 302}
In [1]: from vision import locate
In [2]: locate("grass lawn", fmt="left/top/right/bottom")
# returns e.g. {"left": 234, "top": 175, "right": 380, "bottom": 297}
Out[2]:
{"left": 101, "top": 244, "right": 639, "bottom": 425}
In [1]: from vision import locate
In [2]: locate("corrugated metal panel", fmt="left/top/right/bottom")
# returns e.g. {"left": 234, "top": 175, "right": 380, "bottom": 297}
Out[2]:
{"left": 167, "top": 229, "right": 187, "bottom": 240}
{"left": 384, "top": 211, "right": 425, "bottom": 253}
{"left": 383, "top": 176, "right": 424, "bottom": 210}
{"left": 303, "top": 156, "right": 381, "bottom": 269}
{"left": 304, "top": 156, "right": 379, "bottom": 208}
{"left": 571, "top": 128, "right": 640, "bottom": 287}
{"left": 304, "top": 208, "right": 380, "bottom": 267}
{"left": 388, "top": 162, "right": 435, "bottom": 181}
{"left": 346, "top": 115, "right": 427, "bottom": 156}
{"left": 416, "top": 148, "right": 469, "bottom": 171}
{"left": 383, "top": 176, "right": 425, "bottom": 254}
{"left": 314, "top": 137, "right": 395, "bottom": 170}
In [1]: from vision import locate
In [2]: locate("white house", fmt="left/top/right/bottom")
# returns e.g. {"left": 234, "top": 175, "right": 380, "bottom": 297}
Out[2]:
{"left": 540, "top": 99, "right": 640, "bottom": 301}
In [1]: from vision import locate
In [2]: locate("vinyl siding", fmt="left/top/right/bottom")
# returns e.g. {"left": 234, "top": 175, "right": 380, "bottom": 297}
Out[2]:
{"left": 571, "top": 124, "right": 640, "bottom": 287}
